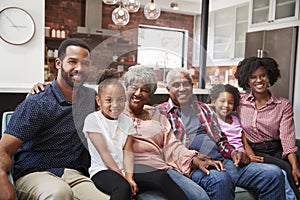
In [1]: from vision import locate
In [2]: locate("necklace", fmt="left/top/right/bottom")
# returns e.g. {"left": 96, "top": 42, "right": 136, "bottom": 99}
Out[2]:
{"left": 125, "top": 108, "right": 151, "bottom": 121}
{"left": 128, "top": 109, "right": 146, "bottom": 116}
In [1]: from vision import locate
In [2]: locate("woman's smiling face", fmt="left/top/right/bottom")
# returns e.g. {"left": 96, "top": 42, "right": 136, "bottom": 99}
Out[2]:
{"left": 126, "top": 81, "right": 152, "bottom": 111}
{"left": 248, "top": 66, "right": 270, "bottom": 94}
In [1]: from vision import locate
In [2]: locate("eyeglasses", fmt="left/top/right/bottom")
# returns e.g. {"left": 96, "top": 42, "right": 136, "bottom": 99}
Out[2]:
{"left": 128, "top": 85, "right": 151, "bottom": 93}
{"left": 170, "top": 81, "right": 192, "bottom": 89}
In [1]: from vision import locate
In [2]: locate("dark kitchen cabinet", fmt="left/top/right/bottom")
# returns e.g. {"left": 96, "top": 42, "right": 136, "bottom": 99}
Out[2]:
{"left": 245, "top": 27, "right": 298, "bottom": 102}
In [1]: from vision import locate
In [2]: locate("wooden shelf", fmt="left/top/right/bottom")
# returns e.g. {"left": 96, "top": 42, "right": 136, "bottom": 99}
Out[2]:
{"left": 45, "top": 37, "right": 65, "bottom": 41}
{"left": 110, "top": 61, "right": 138, "bottom": 66}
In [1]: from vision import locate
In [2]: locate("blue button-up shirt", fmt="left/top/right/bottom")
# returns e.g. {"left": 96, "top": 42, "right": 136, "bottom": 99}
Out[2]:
{"left": 5, "top": 80, "right": 96, "bottom": 180}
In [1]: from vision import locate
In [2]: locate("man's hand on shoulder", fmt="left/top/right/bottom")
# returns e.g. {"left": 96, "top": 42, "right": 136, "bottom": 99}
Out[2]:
{"left": 27, "top": 82, "right": 51, "bottom": 96}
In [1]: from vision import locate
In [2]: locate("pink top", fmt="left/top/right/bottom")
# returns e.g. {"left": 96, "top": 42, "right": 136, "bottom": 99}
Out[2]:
{"left": 217, "top": 115, "right": 245, "bottom": 152}
{"left": 237, "top": 92, "right": 298, "bottom": 158}
{"left": 132, "top": 110, "right": 198, "bottom": 177}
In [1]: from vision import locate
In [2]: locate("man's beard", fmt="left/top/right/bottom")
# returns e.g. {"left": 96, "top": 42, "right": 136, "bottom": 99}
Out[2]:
{"left": 61, "top": 65, "right": 75, "bottom": 88}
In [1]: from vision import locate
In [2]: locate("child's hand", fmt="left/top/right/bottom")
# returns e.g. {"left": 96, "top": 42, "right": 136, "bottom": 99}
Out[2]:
{"left": 125, "top": 174, "right": 138, "bottom": 196}
{"left": 249, "top": 155, "right": 264, "bottom": 162}
{"left": 127, "top": 178, "right": 138, "bottom": 196}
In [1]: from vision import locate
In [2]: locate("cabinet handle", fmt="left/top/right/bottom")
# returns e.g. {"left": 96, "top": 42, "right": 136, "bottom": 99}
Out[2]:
{"left": 260, "top": 50, "right": 264, "bottom": 58}
{"left": 257, "top": 49, "right": 264, "bottom": 58}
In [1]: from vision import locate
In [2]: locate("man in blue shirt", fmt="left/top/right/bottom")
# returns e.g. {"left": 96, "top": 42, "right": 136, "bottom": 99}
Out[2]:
{"left": 0, "top": 38, "right": 109, "bottom": 200}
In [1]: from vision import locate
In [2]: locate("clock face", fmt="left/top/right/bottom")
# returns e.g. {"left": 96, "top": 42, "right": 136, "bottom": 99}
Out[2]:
{"left": 0, "top": 7, "right": 36, "bottom": 45}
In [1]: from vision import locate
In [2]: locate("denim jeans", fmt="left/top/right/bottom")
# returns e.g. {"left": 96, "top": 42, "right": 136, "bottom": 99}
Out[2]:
{"left": 135, "top": 191, "right": 167, "bottom": 200}
{"left": 223, "top": 159, "right": 286, "bottom": 200}
{"left": 281, "top": 169, "right": 297, "bottom": 200}
{"left": 136, "top": 169, "right": 209, "bottom": 200}
{"left": 191, "top": 168, "right": 234, "bottom": 200}
{"left": 167, "top": 169, "right": 210, "bottom": 200}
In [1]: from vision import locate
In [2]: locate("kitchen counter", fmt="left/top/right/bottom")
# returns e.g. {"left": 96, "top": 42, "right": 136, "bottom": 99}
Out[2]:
{"left": 151, "top": 87, "right": 210, "bottom": 105}
{"left": 154, "top": 87, "right": 210, "bottom": 95}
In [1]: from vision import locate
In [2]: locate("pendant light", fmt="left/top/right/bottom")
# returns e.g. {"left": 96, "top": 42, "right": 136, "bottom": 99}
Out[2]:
{"left": 144, "top": 0, "right": 161, "bottom": 20}
{"left": 103, "top": 0, "right": 118, "bottom": 5}
{"left": 123, "top": 0, "right": 140, "bottom": 13}
{"left": 170, "top": 2, "right": 179, "bottom": 10}
{"left": 112, "top": 1, "right": 130, "bottom": 26}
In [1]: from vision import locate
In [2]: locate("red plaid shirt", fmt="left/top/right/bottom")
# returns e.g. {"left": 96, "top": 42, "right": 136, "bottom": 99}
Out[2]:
{"left": 155, "top": 98, "right": 236, "bottom": 159}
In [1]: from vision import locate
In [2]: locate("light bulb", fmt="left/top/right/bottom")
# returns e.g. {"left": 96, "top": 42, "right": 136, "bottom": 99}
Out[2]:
{"left": 112, "top": 6, "right": 130, "bottom": 26}
{"left": 103, "top": 0, "right": 118, "bottom": 5}
{"left": 170, "top": 2, "right": 179, "bottom": 10}
{"left": 123, "top": 0, "right": 140, "bottom": 13}
{"left": 118, "top": 9, "right": 125, "bottom": 16}
{"left": 149, "top": 4, "right": 155, "bottom": 10}
{"left": 144, "top": 0, "right": 160, "bottom": 20}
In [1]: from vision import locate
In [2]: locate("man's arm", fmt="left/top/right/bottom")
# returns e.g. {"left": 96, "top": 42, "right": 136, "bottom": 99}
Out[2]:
{"left": 0, "top": 134, "right": 23, "bottom": 200}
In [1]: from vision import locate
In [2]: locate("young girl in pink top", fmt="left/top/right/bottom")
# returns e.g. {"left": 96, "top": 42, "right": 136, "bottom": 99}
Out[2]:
{"left": 210, "top": 83, "right": 296, "bottom": 200}
{"left": 210, "top": 84, "right": 263, "bottom": 162}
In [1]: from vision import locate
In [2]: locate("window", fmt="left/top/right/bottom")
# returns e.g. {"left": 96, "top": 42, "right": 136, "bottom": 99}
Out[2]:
{"left": 137, "top": 25, "right": 188, "bottom": 70}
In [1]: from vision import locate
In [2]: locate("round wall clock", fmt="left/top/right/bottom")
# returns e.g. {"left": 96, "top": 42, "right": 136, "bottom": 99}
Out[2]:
{"left": 0, "top": 7, "right": 36, "bottom": 45}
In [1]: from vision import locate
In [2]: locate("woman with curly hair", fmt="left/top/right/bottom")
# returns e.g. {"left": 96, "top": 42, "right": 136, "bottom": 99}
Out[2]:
{"left": 235, "top": 56, "right": 300, "bottom": 199}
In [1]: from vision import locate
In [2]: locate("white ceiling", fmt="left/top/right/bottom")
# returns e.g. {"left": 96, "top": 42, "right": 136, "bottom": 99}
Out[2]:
{"left": 140, "top": 0, "right": 249, "bottom": 15}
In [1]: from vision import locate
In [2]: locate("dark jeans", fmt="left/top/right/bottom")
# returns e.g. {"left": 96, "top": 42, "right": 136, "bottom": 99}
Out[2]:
{"left": 134, "top": 164, "right": 188, "bottom": 200}
{"left": 249, "top": 140, "right": 300, "bottom": 200}
{"left": 92, "top": 170, "right": 132, "bottom": 200}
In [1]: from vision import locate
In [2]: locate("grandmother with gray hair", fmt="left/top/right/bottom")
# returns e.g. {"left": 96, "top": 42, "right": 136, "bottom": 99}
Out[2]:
{"left": 121, "top": 65, "right": 228, "bottom": 200}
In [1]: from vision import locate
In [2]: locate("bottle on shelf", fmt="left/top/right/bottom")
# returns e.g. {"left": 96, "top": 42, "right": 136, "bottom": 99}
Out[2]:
{"left": 47, "top": 49, "right": 54, "bottom": 58}
{"left": 45, "top": 27, "right": 50, "bottom": 37}
{"left": 51, "top": 28, "right": 56, "bottom": 38}
{"left": 127, "top": 54, "right": 135, "bottom": 63}
{"left": 53, "top": 49, "right": 58, "bottom": 58}
{"left": 56, "top": 29, "right": 61, "bottom": 38}
{"left": 61, "top": 26, "right": 66, "bottom": 39}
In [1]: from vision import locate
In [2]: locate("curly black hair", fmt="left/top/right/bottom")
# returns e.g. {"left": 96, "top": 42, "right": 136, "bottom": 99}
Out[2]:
{"left": 210, "top": 84, "right": 240, "bottom": 110}
{"left": 234, "top": 56, "right": 281, "bottom": 90}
